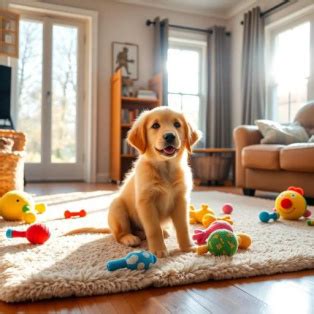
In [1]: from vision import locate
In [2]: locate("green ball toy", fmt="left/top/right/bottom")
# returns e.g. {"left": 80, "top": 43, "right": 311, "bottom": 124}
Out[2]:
{"left": 207, "top": 229, "right": 238, "bottom": 256}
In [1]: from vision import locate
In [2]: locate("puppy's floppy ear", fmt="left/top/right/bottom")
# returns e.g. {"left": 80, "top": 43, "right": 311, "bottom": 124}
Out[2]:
{"left": 127, "top": 112, "right": 147, "bottom": 154}
{"left": 183, "top": 116, "right": 202, "bottom": 153}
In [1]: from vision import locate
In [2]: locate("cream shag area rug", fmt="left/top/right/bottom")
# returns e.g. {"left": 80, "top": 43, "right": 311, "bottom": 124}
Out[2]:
{"left": 0, "top": 191, "right": 313, "bottom": 303}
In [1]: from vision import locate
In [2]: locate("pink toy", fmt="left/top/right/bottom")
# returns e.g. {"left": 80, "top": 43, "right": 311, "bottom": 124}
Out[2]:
{"left": 222, "top": 203, "right": 233, "bottom": 215}
{"left": 64, "top": 209, "right": 87, "bottom": 219}
{"left": 192, "top": 221, "right": 233, "bottom": 245}
{"left": 6, "top": 223, "right": 50, "bottom": 244}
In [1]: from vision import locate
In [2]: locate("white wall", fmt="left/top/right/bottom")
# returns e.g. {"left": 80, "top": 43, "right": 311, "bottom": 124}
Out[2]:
{"left": 33, "top": 0, "right": 227, "bottom": 181}
{"left": 228, "top": 0, "right": 314, "bottom": 131}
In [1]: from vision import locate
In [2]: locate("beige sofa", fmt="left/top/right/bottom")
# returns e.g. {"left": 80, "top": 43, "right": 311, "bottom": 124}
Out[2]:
{"left": 233, "top": 103, "right": 314, "bottom": 198}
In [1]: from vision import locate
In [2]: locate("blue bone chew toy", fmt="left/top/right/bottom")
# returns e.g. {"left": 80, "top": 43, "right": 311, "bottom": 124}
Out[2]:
{"left": 106, "top": 250, "right": 157, "bottom": 271}
{"left": 259, "top": 211, "right": 279, "bottom": 223}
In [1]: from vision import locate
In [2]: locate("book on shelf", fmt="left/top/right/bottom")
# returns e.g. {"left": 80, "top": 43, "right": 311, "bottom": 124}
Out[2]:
{"left": 121, "top": 109, "right": 142, "bottom": 124}
{"left": 121, "top": 138, "right": 137, "bottom": 156}
{"left": 137, "top": 89, "right": 157, "bottom": 100}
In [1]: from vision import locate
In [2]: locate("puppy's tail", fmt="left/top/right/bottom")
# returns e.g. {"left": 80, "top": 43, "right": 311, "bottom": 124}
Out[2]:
{"left": 64, "top": 227, "right": 111, "bottom": 236}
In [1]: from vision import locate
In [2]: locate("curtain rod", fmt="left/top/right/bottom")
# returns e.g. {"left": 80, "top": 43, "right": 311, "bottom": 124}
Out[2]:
{"left": 240, "top": 0, "right": 290, "bottom": 25}
{"left": 146, "top": 19, "right": 231, "bottom": 36}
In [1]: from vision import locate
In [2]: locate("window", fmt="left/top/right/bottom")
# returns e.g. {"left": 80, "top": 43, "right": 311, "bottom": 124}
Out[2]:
{"left": 267, "top": 14, "right": 314, "bottom": 123}
{"left": 167, "top": 32, "right": 207, "bottom": 134}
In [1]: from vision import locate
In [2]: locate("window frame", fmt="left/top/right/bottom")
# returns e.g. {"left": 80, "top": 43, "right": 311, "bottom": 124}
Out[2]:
{"left": 265, "top": 9, "right": 314, "bottom": 121}
{"left": 168, "top": 32, "right": 207, "bottom": 142}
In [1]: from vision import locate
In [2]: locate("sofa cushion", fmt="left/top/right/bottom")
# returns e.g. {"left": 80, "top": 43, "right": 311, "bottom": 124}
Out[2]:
{"left": 242, "top": 144, "right": 284, "bottom": 170}
{"left": 280, "top": 143, "right": 314, "bottom": 172}
{"left": 255, "top": 120, "right": 309, "bottom": 144}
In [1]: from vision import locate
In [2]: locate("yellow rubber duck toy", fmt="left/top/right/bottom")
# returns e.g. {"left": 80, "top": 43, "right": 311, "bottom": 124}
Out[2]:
{"left": 275, "top": 186, "right": 311, "bottom": 220}
{"left": 0, "top": 190, "right": 46, "bottom": 224}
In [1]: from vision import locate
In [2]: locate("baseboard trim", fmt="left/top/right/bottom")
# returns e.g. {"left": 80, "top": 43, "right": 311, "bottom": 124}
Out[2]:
{"left": 96, "top": 172, "right": 110, "bottom": 183}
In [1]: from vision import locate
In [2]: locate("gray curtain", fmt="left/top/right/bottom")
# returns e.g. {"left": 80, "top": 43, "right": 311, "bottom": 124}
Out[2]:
{"left": 242, "top": 7, "right": 265, "bottom": 124}
{"left": 153, "top": 17, "right": 169, "bottom": 106}
{"left": 206, "top": 26, "right": 231, "bottom": 148}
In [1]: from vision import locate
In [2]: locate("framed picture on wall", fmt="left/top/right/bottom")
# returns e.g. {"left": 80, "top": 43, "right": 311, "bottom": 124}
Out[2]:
{"left": 112, "top": 42, "right": 139, "bottom": 80}
{"left": 0, "top": 9, "right": 19, "bottom": 58}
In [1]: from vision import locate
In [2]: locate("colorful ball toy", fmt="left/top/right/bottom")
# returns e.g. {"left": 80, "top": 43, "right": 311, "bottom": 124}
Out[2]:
{"left": 196, "top": 231, "right": 252, "bottom": 255}
{"left": 222, "top": 203, "right": 233, "bottom": 215}
{"left": 307, "top": 219, "right": 314, "bottom": 226}
{"left": 207, "top": 230, "right": 238, "bottom": 256}
{"left": 6, "top": 223, "right": 51, "bottom": 244}
{"left": 106, "top": 250, "right": 157, "bottom": 271}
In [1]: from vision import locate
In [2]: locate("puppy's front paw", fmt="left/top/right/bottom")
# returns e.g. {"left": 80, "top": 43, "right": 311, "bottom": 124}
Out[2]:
{"left": 180, "top": 245, "right": 196, "bottom": 253}
{"left": 119, "top": 234, "right": 141, "bottom": 247}
{"left": 150, "top": 248, "right": 169, "bottom": 258}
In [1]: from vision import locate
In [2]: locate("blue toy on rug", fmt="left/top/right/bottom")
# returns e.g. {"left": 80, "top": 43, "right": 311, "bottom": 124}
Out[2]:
{"left": 106, "top": 250, "right": 157, "bottom": 271}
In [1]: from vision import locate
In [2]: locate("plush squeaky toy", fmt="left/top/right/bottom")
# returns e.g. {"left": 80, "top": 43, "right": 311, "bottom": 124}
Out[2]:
{"left": 0, "top": 190, "right": 47, "bottom": 224}
{"left": 196, "top": 230, "right": 252, "bottom": 256}
{"left": 6, "top": 223, "right": 50, "bottom": 244}
{"left": 274, "top": 187, "right": 311, "bottom": 220}
{"left": 189, "top": 204, "right": 233, "bottom": 227}
{"left": 106, "top": 250, "right": 157, "bottom": 271}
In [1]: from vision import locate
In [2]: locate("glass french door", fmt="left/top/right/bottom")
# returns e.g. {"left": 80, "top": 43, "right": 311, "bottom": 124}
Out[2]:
{"left": 16, "top": 15, "right": 84, "bottom": 181}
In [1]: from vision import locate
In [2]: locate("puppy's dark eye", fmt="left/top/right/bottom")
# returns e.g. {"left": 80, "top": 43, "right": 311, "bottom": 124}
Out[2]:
{"left": 174, "top": 121, "right": 181, "bottom": 128}
{"left": 152, "top": 122, "right": 160, "bottom": 129}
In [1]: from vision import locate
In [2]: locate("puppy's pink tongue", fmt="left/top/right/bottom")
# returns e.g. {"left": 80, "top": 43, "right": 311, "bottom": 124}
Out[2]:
{"left": 163, "top": 146, "right": 176, "bottom": 155}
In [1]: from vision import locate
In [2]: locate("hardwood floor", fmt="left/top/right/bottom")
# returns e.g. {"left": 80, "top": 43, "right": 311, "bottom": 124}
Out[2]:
{"left": 1, "top": 183, "right": 313, "bottom": 314}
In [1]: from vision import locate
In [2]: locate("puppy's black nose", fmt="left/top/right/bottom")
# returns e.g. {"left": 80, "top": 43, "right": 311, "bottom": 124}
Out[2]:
{"left": 164, "top": 133, "right": 175, "bottom": 144}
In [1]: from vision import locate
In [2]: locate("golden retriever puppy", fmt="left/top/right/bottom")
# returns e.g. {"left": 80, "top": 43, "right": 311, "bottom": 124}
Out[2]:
{"left": 108, "top": 107, "right": 201, "bottom": 257}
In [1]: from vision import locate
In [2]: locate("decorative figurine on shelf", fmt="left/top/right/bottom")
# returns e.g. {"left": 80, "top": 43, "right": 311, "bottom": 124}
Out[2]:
{"left": 122, "top": 77, "right": 134, "bottom": 97}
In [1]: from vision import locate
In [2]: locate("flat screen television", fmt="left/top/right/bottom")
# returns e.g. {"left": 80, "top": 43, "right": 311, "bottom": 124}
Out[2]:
{"left": 0, "top": 65, "right": 12, "bottom": 119}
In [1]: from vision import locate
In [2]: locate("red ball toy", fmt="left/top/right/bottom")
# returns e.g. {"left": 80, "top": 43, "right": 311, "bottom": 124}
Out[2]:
{"left": 6, "top": 223, "right": 50, "bottom": 244}
{"left": 222, "top": 203, "right": 233, "bottom": 215}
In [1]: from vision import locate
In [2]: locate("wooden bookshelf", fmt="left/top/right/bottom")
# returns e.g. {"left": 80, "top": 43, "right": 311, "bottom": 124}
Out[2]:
{"left": 110, "top": 70, "right": 162, "bottom": 182}
{"left": 0, "top": 9, "right": 19, "bottom": 58}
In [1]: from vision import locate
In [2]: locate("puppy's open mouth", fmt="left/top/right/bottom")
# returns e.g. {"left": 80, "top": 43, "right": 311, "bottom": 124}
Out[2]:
{"left": 155, "top": 145, "right": 178, "bottom": 157}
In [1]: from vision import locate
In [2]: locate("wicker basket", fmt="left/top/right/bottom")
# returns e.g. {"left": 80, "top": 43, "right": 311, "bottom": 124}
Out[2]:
{"left": 191, "top": 153, "right": 232, "bottom": 183}
{"left": 0, "top": 129, "right": 26, "bottom": 196}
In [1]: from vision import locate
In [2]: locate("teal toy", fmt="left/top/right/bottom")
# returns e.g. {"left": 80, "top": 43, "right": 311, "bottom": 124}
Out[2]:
{"left": 207, "top": 229, "right": 238, "bottom": 256}
{"left": 106, "top": 250, "right": 157, "bottom": 271}
{"left": 259, "top": 211, "right": 279, "bottom": 223}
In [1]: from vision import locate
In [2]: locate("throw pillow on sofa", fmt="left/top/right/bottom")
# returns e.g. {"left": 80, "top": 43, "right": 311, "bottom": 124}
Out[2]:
{"left": 255, "top": 120, "right": 309, "bottom": 144}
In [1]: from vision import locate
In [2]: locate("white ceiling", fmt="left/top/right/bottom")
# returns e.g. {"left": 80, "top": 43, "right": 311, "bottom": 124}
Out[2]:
{"left": 115, "top": 0, "right": 256, "bottom": 19}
